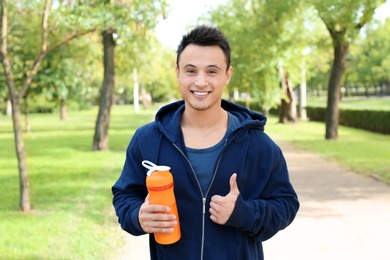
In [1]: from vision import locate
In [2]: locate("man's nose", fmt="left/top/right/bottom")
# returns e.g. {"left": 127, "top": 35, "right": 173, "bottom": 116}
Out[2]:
{"left": 194, "top": 72, "right": 208, "bottom": 87}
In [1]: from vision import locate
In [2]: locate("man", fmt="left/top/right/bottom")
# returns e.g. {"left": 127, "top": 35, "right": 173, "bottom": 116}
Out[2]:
{"left": 112, "top": 25, "right": 299, "bottom": 260}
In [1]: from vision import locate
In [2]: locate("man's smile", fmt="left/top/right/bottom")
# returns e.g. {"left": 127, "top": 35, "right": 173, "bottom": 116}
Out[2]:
{"left": 192, "top": 91, "right": 210, "bottom": 97}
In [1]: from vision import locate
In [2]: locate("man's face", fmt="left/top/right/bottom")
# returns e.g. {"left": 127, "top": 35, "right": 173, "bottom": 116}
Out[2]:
{"left": 176, "top": 44, "right": 232, "bottom": 112}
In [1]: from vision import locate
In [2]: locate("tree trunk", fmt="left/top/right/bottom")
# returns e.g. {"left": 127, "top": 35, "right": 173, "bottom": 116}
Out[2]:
{"left": 133, "top": 67, "right": 140, "bottom": 114}
{"left": 278, "top": 62, "right": 297, "bottom": 123}
{"left": 140, "top": 87, "right": 152, "bottom": 109}
{"left": 60, "top": 98, "right": 67, "bottom": 121}
{"left": 6, "top": 98, "right": 12, "bottom": 116}
{"left": 11, "top": 96, "right": 30, "bottom": 211}
{"left": 2, "top": 0, "right": 96, "bottom": 211}
{"left": 325, "top": 42, "right": 349, "bottom": 140}
{"left": 298, "top": 60, "right": 307, "bottom": 120}
{"left": 93, "top": 30, "right": 115, "bottom": 151}
{"left": 24, "top": 96, "right": 30, "bottom": 133}
{"left": 364, "top": 83, "right": 369, "bottom": 97}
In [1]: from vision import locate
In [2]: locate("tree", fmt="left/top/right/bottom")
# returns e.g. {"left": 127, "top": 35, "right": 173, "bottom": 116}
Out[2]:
{"left": 116, "top": 33, "right": 178, "bottom": 104}
{"left": 93, "top": 28, "right": 115, "bottom": 150}
{"left": 0, "top": 0, "right": 95, "bottom": 211}
{"left": 92, "top": 0, "right": 167, "bottom": 150}
{"left": 346, "top": 18, "right": 390, "bottom": 96}
{"left": 35, "top": 46, "right": 100, "bottom": 120}
{"left": 311, "top": 0, "right": 385, "bottom": 139}
{"left": 208, "top": 0, "right": 306, "bottom": 117}
{"left": 278, "top": 63, "right": 297, "bottom": 123}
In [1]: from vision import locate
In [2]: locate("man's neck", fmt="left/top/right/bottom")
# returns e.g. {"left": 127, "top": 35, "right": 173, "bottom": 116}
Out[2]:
{"left": 180, "top": 105, "right": 228, "bottom": 149}
{"left": 181, "top": 105, "right": 227, "bottom": 129}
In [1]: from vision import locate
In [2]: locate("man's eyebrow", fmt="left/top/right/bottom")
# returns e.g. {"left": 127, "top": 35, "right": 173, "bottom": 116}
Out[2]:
{"left": 207, "top": 64, "right": 223, "bottom": 70}
{"left": 182, "top": 64, "right": 222, "bottom": 70}
{"left": 183, "top": 64, "right": 196, "bottom": 68}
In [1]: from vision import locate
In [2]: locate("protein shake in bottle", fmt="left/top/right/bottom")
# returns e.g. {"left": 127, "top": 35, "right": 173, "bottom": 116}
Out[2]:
{"left": 142, "top": 160, "right": 181, "bottom": 245}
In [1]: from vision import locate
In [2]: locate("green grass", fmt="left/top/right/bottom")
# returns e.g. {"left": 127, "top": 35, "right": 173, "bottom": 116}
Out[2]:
{"left": 0, "top": 105, "right": 156, "bottom": 259}
{"left": 1, "top": 101, "right": 389, "bottom": 259}
{"left": 307, "top": 96, "right": 390, "bottom": 110}
{"left": 265, "top": 115, "right": 390, "bottom": 183}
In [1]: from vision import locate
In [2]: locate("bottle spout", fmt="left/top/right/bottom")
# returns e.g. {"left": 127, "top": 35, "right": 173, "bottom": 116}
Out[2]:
{"left": 142, "top": 160, "right": 171, "bottom": 176}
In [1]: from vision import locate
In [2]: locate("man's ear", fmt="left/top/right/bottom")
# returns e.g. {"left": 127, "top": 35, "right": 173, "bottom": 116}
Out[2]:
{"left": 225, "top": 66, "right": 233, "bottom": 85}
{"left": 176, "top": 66, "right": 180, "bottom": 82}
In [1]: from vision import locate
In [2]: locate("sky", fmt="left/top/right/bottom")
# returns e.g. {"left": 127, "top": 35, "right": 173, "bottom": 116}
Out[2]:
{"left": 156, "top": 0, "right": 390, "bottom": 50}
{"left": 155, "top": 0, "right": 227, "bottom": 50}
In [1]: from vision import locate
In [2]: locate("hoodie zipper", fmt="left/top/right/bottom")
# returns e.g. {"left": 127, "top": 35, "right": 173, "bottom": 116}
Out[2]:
{"left": 173, "top": 139, "right": 227, "bottom": 260}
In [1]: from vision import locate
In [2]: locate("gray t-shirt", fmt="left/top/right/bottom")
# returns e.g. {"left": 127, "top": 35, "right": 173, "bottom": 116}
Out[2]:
{"left": 186, "top": 112, "right": 239, "bottom": 195}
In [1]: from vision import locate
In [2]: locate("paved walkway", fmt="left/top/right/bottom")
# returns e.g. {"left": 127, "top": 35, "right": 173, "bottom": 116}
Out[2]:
{"left": 115, "top": 141, "right": 390, "bottom": 260}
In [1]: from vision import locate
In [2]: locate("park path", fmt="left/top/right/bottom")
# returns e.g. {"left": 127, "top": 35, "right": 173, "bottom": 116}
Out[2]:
{"left": 113, "top": 140, "right": 390, "bottom": 260}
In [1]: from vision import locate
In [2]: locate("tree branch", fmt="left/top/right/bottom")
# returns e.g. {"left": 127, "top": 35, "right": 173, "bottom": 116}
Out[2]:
{"left": 251, "top": 0, "right": 258, "bottom": 15}
{"left": 354, "top": 4, "right": 376, "bottom": 31}
{"left": 19, "top": 28, "right": 96, "bottom": 98}
{"left": 0, "top": 0, "right": 17, "bottom": 99}
{"left": 19, "top": 0, "right": 98, "bottom": 98}
{"left": 18, "top": 0, "right": 50, "bottom": 98}
{"left": 41, "top": 0, "right": 51, "bottom": 53}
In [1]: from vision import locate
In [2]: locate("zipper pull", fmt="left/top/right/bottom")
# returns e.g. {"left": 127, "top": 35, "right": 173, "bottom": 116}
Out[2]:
{"left": 202, "top": 198, "right": 206, "bottom": 214}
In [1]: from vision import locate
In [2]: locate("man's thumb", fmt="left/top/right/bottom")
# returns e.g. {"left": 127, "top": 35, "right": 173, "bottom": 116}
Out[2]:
{"left": 229, "top": 173, "right": 239, "bottom": 194}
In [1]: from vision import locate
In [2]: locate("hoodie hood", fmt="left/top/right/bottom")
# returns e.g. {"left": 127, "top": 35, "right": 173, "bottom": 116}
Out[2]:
{"left": 155, "top": 99, "right": 267, "bottom": 143}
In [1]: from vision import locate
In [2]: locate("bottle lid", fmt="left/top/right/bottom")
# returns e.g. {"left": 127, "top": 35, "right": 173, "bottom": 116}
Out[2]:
{"left": 142, "top": 160, "right": 171, "bottom": 176}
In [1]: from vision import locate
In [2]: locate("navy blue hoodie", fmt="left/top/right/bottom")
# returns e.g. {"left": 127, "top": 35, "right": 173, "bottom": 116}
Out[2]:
{"left": 112, "top": 99, "right": 299, "bottom": 260}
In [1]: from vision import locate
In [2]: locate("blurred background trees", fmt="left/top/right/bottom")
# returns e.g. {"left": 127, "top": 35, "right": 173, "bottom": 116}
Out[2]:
{"left": 2, "top": 0, "right": 388, "bottom": 121}
{"left": 1, "top": 0, "right": 389, "bottom": 211}
{"left": 205, "top": 0, "right": 386, "bottom": 139}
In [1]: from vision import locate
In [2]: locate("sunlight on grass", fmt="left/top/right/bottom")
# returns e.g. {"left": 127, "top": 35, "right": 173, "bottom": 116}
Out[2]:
{"left": 0, "top": 104, "right": 158, "bottom": 259}
{"left": 265, "top": 116, "right": 390, "bottom": 182}
{"left": 307, "top": 96, "right": 390, "bottom": 110}
{"left": 1, "top": 102, "right": 389, "bottom": 259}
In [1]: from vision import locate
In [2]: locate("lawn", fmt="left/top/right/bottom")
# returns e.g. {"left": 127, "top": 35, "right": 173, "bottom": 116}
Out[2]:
{"left": 265, "top": 115, "right": 390, "bottom": 184}
{"left": 306, "top": 95, "right": 390, "bottom": 110}
{"left": 0, "top": 105, "right": 155, "bottom": 259}
{"left": 1, "top": 101, "right": 389, "bottom": 259}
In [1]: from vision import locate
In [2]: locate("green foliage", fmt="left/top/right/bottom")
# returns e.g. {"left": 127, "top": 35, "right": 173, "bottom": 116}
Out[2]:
{"left": 306, "top": 106, "right": 390, "bottom": 134}
{"left": 306, "top": 106, "right": 326, "bottom": 121}
{"left": 206, "top": 0, "right": 333, "bottom": 109}
{"left": 0, "top": 105, "right": 158, "bottom": 259}
{"left": 307, "top": 95, "right": 390, "bottom": 109}
{"left": 3, "top": 2, "right": 42, "bottom": 88}
{"left": 22, "top": 95, "right": 56, "bottom": 114}
{"left": 3, "top": 0, "right": 389, "bottom": 117}
{"left": 33, "top": 36, "right": 103, "bottom": 108}
{"left": 243, "top": 95, "right": 390, "bottom": 134}
{"left": 136, "top": 40, "right": 179, "bottom": 102}
{"left": 116, "top": 30, "right": 179, "bottom": 103}
{"left": 1, "top": 0, "right": 169, "bottom": 109}
{"left": 311, "top": 0, "right": 385, "bottom": 44}
{"left": 346, "top": 18, "right": 390, "bottom": 88}
{"left": 199, "top": 0, "right": 389, "bottom": 115}
{"left": 340, "top": 109, "right": 390, "bottom": 133}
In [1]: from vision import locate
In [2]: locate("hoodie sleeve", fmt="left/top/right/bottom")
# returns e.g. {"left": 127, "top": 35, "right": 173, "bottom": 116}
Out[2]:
{"left": 112, "top": 130, "right": 148, "bottom": 236}
{"left": 225, "top": 142, "right": 299, "bottom": 242}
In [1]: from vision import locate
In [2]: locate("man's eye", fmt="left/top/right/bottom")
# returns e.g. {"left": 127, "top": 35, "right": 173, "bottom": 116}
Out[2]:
{"left": 208, "top": 70, "right": 217, "bottom": 74}
{"left": 186, "top": 69, "right": 196, "bottom": 74}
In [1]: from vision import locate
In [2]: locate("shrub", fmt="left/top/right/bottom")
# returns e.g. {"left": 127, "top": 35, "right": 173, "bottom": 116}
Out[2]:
{"left": 306, "top": 106, "right": 390, "bottom": 134}
{"left": 231, "top": 100, "right": 390, "bottom": 135}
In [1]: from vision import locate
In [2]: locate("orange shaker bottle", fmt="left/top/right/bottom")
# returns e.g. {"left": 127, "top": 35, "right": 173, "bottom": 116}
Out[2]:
{"left": 142, "top": 160, "right": 181, "bottom": 245}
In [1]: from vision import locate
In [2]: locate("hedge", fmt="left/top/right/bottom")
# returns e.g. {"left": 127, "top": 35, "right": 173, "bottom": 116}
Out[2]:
{"left": 304, "top": 106, "right": 390, "bottom": 134}
{"left": 234, "top": 100, "right": 390, "bottom": 135}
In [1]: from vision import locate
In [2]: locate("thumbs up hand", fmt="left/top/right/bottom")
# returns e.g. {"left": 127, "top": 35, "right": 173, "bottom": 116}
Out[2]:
{"left": 209, "top": 173, "right": 240, "bottom": 225}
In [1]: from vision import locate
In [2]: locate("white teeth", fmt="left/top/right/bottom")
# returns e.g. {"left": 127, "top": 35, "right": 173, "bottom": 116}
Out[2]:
{"left": 193, "top": 91, "right": 208, "bottom": 96}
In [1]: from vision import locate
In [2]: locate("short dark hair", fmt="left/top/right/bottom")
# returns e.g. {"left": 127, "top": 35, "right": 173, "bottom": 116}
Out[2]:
{"left": 176, "top": 25, "right": 231, "bottom": 71}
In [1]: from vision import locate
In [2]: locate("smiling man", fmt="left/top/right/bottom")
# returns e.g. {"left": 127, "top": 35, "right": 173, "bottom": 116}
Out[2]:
{"left": 177, "top": 43, "right": 232, "bottom": 149}
{"left": 112, "top": 25, "right": 299, "bottom": 260}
